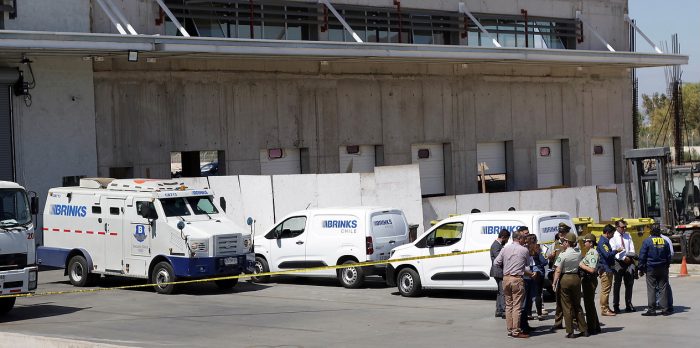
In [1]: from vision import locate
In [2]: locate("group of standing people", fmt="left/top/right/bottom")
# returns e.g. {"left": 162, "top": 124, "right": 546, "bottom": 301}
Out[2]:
{"left": 490, "top": 219, "right": 674, "bottom": 339}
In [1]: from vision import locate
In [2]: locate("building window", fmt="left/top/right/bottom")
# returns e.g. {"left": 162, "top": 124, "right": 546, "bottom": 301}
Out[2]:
{"left": 171, "top": 150, "right": 224, "bottom": 178}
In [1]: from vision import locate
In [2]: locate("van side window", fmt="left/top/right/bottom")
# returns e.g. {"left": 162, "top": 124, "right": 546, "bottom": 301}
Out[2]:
{"left": 92, "top": 206, "right": 101, "bottom": 214}
{"left": 417, "top": 222, "right": 464, "bottom": 248}
{"left": 110, "top": 207, "right": 120, "bottom": 215}
{"left": 266, "top": 216, "right": 307, "bottom": 239}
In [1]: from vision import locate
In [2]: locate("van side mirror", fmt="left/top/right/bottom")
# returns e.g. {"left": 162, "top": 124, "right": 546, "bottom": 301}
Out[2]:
{"left": 273, "top": 230, "right": 282, "bottom": 239}
{"left": 220, "top": 197, "right": 227, "bottom": 212}
{"left": 139, "top": 203, "right": 158, "bottom": 220}
{"left": 426, "top": 238, "right": 435, "bottom": 248}
{"left": 30, "top": 197, "right": 39, "bottom": 215}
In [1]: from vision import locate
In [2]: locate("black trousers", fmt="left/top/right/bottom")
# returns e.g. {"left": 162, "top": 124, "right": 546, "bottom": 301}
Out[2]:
{"left": 613, "top": 266, "right": 635, "bottom": 308}
{"left": 646, "top": 267, "right": 669, "bottom": 312}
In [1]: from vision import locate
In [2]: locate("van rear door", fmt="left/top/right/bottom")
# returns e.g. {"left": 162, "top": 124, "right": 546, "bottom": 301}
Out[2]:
{"left": 536, "top": 214, "right": 573, "bottom": 252}
{"left": 368, "top": 210, "right": 408, "bottom": 261}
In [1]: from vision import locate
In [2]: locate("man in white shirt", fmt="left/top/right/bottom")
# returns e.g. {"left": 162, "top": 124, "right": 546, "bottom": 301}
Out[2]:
{"left": 609, "top": 220, "right": 636, "bottom": 313}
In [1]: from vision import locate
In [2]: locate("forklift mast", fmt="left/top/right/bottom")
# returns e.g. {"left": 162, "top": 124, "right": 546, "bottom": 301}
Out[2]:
{"left": 625, "top": 147, "right": 675, "bottom": 229}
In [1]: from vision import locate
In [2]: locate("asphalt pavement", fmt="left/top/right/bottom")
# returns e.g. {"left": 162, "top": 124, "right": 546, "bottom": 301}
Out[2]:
{"left": 1, "top": 270, "right": 699, "bottom": 347}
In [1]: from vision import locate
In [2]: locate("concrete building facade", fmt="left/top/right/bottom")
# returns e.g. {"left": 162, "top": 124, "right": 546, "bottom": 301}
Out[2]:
{"left": 0, "top": 0, "right": 688, "bottom": 208}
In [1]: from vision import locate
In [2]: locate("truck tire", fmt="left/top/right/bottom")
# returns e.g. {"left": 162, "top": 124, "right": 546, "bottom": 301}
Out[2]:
{"left": 337, "top": 260, "right": 364, "bottom": 289}
{"left": 0, "top": 297, "right": 16, "bottom": 315}
{"left": 397, "top": 268, "right": 422, "bottom": 297}
{"left": 251, "top": 256, "right": 270, "bottom": 283}
{"left": 214, "top": 278, "right": 239, "bottom": 290}
{"left": 151, "top": 261, "right": 177, "bottom": 295}
{"left": 68, "top": 255, "right": 97, "bottom": 287}
{"left": 690, "top": 232, "right": 700, "bottom": 263}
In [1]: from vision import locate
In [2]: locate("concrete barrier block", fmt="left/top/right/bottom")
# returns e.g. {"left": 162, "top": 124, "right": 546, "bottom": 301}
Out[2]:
{"left": 456, "top": 193, "right": 490, "bottom": 214}
{"left": 489, "top": 192, "right": 519, "bottom": 211}
{"left": 273, "top": 174, "right": 318, "bottom": 220}
{"left": 616, "top": 183, "right": 631, "bottom": 217}
{"left": 551, "top": 187, "right": 580, "bottom": 218}
{"left": 520, "top": 190, "right": 552, "bottom": 211}
{"left": 239, "top": 175, "right": 275, "bottom": 232}
{"left": 576, "top": 186, "right": 600, "bottom": 220}
{"left": 317, "top": 173, "right": 362, "bottom": 208}
{"left": 359, "top": 173, "right": 377, "bottom": 206}
{"left": 422, "top": 196, "right": 457, "bottom": 227}
{"left": 373, "top": 164, "right": 424, "bottom": 233}
{"left": 597, "top": 185, "right": 620, "bottom": 221}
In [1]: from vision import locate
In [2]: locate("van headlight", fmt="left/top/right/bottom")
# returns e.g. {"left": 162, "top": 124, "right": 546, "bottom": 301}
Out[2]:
{"left": 189, "top": 239, "right": 209, "bottom": 254}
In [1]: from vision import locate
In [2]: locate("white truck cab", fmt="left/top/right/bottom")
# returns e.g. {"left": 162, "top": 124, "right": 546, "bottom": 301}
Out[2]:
{"left": 37, "top": 178, "right": 254, "bottom": 294}
{"left": 253, "top": 207, "right": 409, "bottom": 288}
{"left": 1, "top": 181, "right": 39, "bottom": 315}
{"left": 386, "top": 211, "right": 574, "bottom": 297}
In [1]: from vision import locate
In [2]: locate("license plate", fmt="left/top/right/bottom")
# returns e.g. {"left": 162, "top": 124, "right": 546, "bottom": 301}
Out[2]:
{"left": 224, "top": 257, "right": 238, "bottom": 266}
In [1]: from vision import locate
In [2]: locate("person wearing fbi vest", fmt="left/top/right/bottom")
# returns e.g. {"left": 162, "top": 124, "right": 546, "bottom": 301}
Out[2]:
{"left": 597, "top": 224, "right": 621, "bottom": 316}
{"left": 552, "top": 232, "right": 589, "bottom": 338}
{"left": 638, "top": 226, "right": 673, "bottom": 316}
{"left": 493, "top": 229, "right": 535, "bottom": 339}
{"left": 490, "top": 228, "right": 511, "bottom": 318}
{"left": 547, "top": 222, "right": 570, "bottom": 331}
{"left": 609, "top": 220, "right": 636, "bottom": 313}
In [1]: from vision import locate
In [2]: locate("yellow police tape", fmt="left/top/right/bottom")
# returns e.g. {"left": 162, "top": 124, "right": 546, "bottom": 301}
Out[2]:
{"left": 0, "top": 239, "right": 557, "bottom": 300}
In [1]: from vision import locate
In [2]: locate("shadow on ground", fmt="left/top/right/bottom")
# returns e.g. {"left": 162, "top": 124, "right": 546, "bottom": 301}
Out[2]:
{"left": 0, "top": 302, "right": 90, "bottom": 323}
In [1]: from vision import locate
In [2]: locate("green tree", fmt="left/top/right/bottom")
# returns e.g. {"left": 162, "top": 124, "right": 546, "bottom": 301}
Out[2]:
{"left": 641, "top": 82, "right": 700, "bottom": 148}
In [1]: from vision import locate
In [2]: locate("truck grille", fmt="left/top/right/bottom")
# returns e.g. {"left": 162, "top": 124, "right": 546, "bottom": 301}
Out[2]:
{"left": 0, "top": 253, "right": 28, "bottom": 271}
{"left": 215, "top": 234, "right": 240, "bottom": 257}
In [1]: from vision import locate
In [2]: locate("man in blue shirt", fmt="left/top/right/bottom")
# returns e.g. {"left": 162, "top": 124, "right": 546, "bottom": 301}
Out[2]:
{"left": 638, "top": 226, "right": 672, "bottom": 316}
{"left": 597, "top": 224, "right": 620, "bottom": 316}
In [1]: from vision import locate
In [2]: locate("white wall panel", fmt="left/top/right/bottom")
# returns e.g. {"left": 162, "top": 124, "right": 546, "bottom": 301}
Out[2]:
{"left": 520, "top": 190, "right": 552, "bottom": 211}
{"left": 489, "top": 192, "right": 519, "bottom": 211}
{"left": 536, "top": 140, "right": 563, "bottom": 188}
{"left": 422, "top": 196, "right": 457, "bottom": 226}
{"left": 411, "top": 144, "right": 444, "bottom": 196}
{"left": 260, "top": 148, "right": 301, "bottom": 175}
{"left": 477, "top": 142, "right": 506, "bottom": 174}
{"left": 339, "top": 145, "right": 375, "bottom": 173}
{"left": 456, "top": 193, "right": 490, "bottom": 215}
{"left": 591, "top": 137, "right": 615, "bottom": 185}
{"left": 272, "top": 174, "right": 317, "bottom": 219}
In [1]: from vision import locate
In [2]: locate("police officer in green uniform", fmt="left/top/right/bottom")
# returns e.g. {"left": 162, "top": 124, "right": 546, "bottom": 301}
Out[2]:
{"left": 579, "top": 233, "right": 601, "bottom": 334}
{"left": 553, "top": 232, "right": 589, "bottom": 338}
{"left": 547, "top": 222, "right": 570, "bottom": 331}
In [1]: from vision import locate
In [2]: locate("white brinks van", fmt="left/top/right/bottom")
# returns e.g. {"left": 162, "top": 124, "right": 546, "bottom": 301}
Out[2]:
{"left": 253, "top": 207, "right": 409, "bottom": 288}
{"left": 386, "top": 211, "right": 573, "bottom": 297}
{"left": 37, "top": 178, "right": 254, "bottom": 294}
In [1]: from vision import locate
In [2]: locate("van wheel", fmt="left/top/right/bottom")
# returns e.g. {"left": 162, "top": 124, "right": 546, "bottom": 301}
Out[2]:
{"left": 0, "top": 298, "right": 16, "bottom": 315}
{"left": 251, "top": 256, "right": 270, "bottom": 283}
{"left": 338, "top": 260, "right": 364, "bottom": 289}
{"left": 151, "top": 261, "right": 177, "bottom": 295}
{"left": 68, "top": 255, "right": 97, "bottom": 287}
{"left": 214, "top": 278, "right": 239, "bottom": 290}
{"left": 397, "top": 268, "right": 422, "bottom": 297}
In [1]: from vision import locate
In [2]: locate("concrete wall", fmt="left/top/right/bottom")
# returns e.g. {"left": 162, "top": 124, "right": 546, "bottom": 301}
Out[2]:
{"left": 0, "top": 56, "right": 98, "bottom": 238}
{"left": 422, "top": 184, "right": 632, "bottom": 228}
{"left": 5, "top": 0, "right": 90, "bottom": 32}
{"left": 93, "top": 60, "right": 632, "bottom": 196}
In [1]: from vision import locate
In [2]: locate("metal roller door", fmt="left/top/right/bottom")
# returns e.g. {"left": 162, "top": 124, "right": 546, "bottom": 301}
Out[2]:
{"left": 411, "top": 143, "right": 444, "bottom": 196}
{"left": 536, "top": 140, "right": 563, "bottom": 188}
{"left": 476, "top": 142, "right": 506, "bottom": 174}
{"left": 591, "top": 137, "right": 615, "bottom": 185}
{"left": 260, "top": 148, "right": 301, "bottom": 175}
{"left": 339, "top": 145, "right": 375, "bottom": 173}
{"left": 0, "top": 68, "right": 18, "bottom": 181}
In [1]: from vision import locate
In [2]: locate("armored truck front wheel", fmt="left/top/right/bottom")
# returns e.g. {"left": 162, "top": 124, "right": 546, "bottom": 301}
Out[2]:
{"left": 68, "top": 255, "right": 98, "bottom": 287}
{"left": 151, "top": 261, "right": 177, "bottom": 295}
{"left": 0, "top": 298, "right": 16, "bottom": 315}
